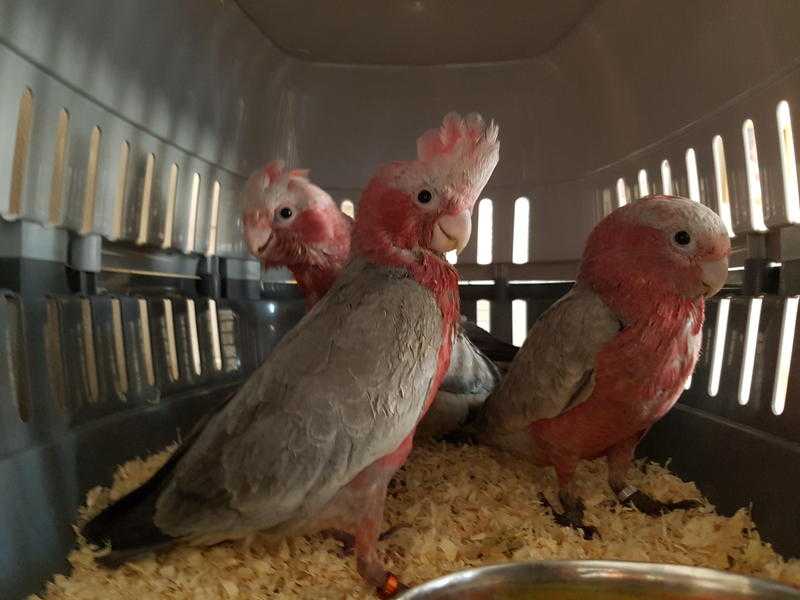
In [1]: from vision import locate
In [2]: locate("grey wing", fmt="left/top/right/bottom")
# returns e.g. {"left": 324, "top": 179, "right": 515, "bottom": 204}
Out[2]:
{"left": 154, "top": 259, "right": 443, "bottom": 537}
{"left": 418, "top": 331, "right": 502, "bottom": 437}
{"left": 482, "top": 284, "right": 621, "bottom": 432}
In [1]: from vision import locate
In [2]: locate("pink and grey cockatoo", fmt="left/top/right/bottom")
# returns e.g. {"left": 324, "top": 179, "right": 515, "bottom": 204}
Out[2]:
{"left": 82, "top": 112, "right": 499, "bottom": 597}
{"left": 241, "top": 161, "right": 353, "bottom": 310}
{"left": 473, "top": 195, "right": 730, "bottom": 536}
{"left": 240, "top": 161, "right": 514, "bottom": 438}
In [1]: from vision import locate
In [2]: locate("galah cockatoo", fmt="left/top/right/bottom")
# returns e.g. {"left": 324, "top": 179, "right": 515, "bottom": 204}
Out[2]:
{"left": 82, "top": 112, "right": 499, "bottom": 597}
{"left": 241, "top": 161, "right": 513, "bottom": 437}
{"left": 242, "top": 161, "right": 353, "bottom": 311}
{"left": 474, "top": 195, "right": 730, "bottom": 536}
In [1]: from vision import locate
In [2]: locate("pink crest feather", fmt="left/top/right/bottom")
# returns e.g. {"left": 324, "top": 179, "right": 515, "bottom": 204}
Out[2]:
{"left": 261, "top": 159, "right": 286, "bottom": 188}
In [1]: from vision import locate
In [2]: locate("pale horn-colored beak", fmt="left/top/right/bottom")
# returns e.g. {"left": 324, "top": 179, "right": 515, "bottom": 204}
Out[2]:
{"left": 700, "top": 256, "right": 729, "bottom": 298}
{"left": 430, "top": 210, "right": 472, "bottom": 254}
{"left": 242, "top": 210, "right": 273, "bottom": 257}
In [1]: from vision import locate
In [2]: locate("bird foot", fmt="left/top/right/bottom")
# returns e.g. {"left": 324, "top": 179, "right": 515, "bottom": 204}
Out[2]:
{"left": 376, "top": 572, "right": 410, "bottom": 599}
{"left": 538, "top": 492, "right": 598, "bottom": 540}
{"left": 617, "top": 486, "right": 701, "bottom": 516}
{"left": 325, "top": 525, "right": 410, "bottom": 557}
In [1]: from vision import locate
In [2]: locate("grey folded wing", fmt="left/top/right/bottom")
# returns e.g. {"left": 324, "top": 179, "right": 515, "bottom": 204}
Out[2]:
{"left": 154, "top": 259, "right": 443, "bottom": 537}
{"left": 482, "top": 284, "right": 622, "bottom": 432}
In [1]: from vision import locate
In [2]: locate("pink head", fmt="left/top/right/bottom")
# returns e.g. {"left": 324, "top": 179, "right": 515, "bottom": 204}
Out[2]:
{"left": 353, "top": 112, "right": 499, "bottom": 263}
{"left": 579, "top": 195, "right": 731, "bottom": 311}
{"left": 241, "top": 160, "right": 352, "bottom": 271}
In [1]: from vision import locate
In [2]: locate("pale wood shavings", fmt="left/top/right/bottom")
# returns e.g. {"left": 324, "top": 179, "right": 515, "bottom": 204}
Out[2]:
{"left": 35, "top": 442, "right": 800, "bottom": 599}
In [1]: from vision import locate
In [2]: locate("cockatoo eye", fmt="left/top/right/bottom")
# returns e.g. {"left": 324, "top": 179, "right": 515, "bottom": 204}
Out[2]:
{"left": 417, "top": 190, "right": 433, "bottom": 204}
{"left": 673, "top": 230, "right": 691, "bottom": 245}
{"left": 279, "top": 207, "right": 294, "bottom": 220}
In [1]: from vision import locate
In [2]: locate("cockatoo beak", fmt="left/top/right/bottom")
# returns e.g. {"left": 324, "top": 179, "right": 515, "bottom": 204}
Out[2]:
{"left": 700, "top": 256, "right": 729, "bottom": 298}
{"left": 430, "top": 209, "right": 472, "bottom": 254}
{"left": 242, "top": 210, "right": 274, "bottom": 257}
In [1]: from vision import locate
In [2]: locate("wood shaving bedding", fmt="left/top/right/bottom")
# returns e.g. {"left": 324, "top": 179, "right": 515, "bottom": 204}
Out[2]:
{"left": 35, "top": 442, "right": 800, "bottom": 599}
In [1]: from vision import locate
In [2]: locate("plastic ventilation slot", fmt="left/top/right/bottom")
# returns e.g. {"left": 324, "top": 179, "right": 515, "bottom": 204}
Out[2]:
{"left": 685, "top": 148, "right": 701, "bottom": 202}
{"left": 708, "top": 298, "right": 730, "bottom": 397}
{"left": 777, "top": 101, "right": 800, "bottom": 223}
{"left": 137, "top": 298, "right": 155, "bottom": 387}
{"left": 110, "top": 298, "right": 129, "bottom": 397}
{"left": 661, "top": 160, "right": 673, "bottom": 195}
{"left": 162, "top": 299, "right": 179, "bottom": 382}
{"left": 112, "top": 141, "right": 131, "bottom": 240}
{"left": 601, "top": 188, "right": 614, "bottom": 217}
{"left": 7, "top": 88, "right": 34, "bottom": 220}
{"left": 340, "top": 199, "right": 355, "bottom": 218}
{"left": 80, "top": 126, "right": 102, "bottom": 234}
{"left": 476, "top": 198, "right": 493, "bottom": 265}
{"left": 637, "top": 169, "right": 649, "bottom": 197}
{"left": 738, "top": 297, "right": 763, "bottom": 406}
{"left": 80, "top": 298, "right": 99, "bottom": 403}
{"left": 205, "top": 181, "right": 221, "bottom": 257}
{"left": 712, "top": 135, "right": 736, "bottom": 238}
{"left": 772, "top": 296, "right": 798, "bottom": 416}
{"left": 186, "top": 299, "right": 202, "bottom": 376}
{"left": 742, "top": 120, "right": 767, "bottom": 232}
{"left": 162, "top": 163, "right": 179, "bottom": 249}
{"left": 185, "top": 173, "right": 201, "bottom": 253}
{"left": 2, "top": 294, "right": 31, "bottom": 422}
{"left": 218, "top": 308, "right": 240, "bottom": 372}
{"left": 511, "top": 299, "right": 527, "bottom": 347}
{"left": 512, "top": 196, "right": 530, "bottom": 264}
{"left": 136, "top": 153, "right": 156, "bottom": 245}
{"left": 476, "top": 300, "right": 491, "bottom": 333}
{"left": 207, "top": 299, "right": 223, "bottom": 371}
{"left": 616, "top": 178, "right": 628, "bottom": 207}
{"left": 44, "top": 298, "right": 66, "bottom": 414}
{"left": 48, "top": 109, "right": 70, "bottom": 226}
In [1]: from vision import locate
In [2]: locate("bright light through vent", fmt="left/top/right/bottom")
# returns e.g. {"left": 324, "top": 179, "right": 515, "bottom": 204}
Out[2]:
{"left": 686, "top": 148, "right": 701, "bottom": 202}
{"left": 661, "top": 160, "right": 673, "bottom": 195}
{"left": 512, "top": 197, "right": 530, "bottom": 264}
{"left": 476, "top": 300, "right": 491, "bottom": 333}
{"left": 340, "top": 199, "right": 355, "bottom": 218}
{"left": 512, "top": 299, "right": 527, "bottom": 347}
{"left": 616, "top": 178, "right": 628, "bottom": 207}
{"left": 742, "top": 119, "right": 767, "bottom": 231}
{"left": 777, "top": 101, "right": 800, "bottom": 223}
{"left": 476, "top": 198, "right": 493, "bottom": 265}
{"left": 712, "top": 136, "right": 735, "bottom": 238}
{"left": 708, "top": 298, "right": 730, "bottom": 397}
{"left": 638, "top": 170, "right": 649, "bottom": 197}
{"left": 738, "top": 297, "right": 763, "bottom": 406}
{"left": 772, "top": 296, "right": 798, "bottom": 416}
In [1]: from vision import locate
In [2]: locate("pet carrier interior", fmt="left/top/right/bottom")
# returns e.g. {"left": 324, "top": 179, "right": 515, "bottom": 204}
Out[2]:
{"left": 1, "top": 1, "right": 800, "bottom": 598}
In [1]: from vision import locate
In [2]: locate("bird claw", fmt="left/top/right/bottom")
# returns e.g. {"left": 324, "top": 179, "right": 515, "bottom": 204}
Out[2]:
{"left": 377, "top": 572, "right": 409, "bottom": 599}
{"left": 621, "top": 489, "right": 701, "bottom": 516}
{"left": 538, "top": 492, "right": 599, "bottom": 540}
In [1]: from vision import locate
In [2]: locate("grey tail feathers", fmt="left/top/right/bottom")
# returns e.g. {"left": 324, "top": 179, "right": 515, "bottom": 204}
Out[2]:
{"left": 80, "top": 442, "right": 184, "bottom": 565}
{"left": 81, "top": 396, "right": 230, "bottom": 566}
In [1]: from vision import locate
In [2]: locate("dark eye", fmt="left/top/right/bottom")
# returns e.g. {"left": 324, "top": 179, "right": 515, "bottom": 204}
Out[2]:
{"left": 674, "top": 230, "right": 691, "bottom": 245}
{"left": 279, "top": 207, "right": 293, "bottom": 219}
{"left": 417, "top": 190, "right": 432, "bottom": 204}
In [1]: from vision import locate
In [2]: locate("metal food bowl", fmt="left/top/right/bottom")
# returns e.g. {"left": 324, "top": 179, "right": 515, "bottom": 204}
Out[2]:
{"left": 397, "top": 560, "right": 800, "bottom": 599}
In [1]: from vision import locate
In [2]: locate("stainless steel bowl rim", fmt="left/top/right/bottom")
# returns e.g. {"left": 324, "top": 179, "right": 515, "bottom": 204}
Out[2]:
{"left": 396, "top": 559, "right": 800, "bottom": 599}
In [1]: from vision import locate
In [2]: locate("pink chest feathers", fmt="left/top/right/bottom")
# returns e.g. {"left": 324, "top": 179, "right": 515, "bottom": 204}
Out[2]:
{"left": 530, "top": 304, "right": 703, "bottom": 460}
